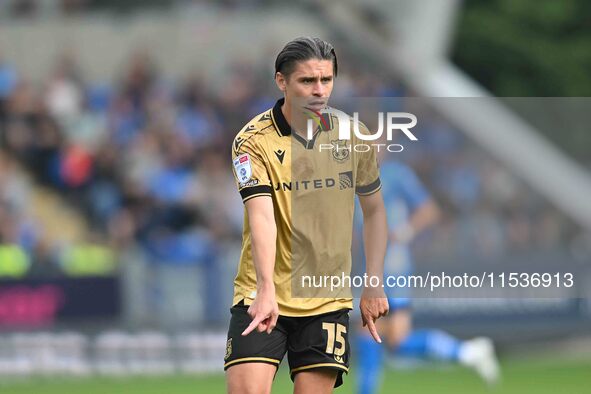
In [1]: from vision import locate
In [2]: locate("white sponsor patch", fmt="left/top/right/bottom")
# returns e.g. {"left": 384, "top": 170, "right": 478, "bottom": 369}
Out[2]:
{"left": 233, "top": 153, "right": 252, "bottom": 184}
{"left": 241, "top": 179, "right": 259, "bottom": 187}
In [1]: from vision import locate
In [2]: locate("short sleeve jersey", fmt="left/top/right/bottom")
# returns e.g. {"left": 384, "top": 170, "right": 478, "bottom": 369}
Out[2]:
{"left": 231, "top": 98, "right": 381, "bottom": 316}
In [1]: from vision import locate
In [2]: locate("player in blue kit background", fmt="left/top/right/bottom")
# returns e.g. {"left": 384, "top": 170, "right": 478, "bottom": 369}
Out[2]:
{"left": 355, "top": 157, "right": 500, "bottom": 394}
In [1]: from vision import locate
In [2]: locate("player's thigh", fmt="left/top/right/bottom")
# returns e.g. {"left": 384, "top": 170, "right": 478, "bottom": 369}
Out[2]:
{"left": 226, "top": 362, "right": 276, "bottom": 394}
{"left": 224, "top": 304, "right": 287, "bottom": 391}
{"left": 293, "top": 369, "right": 338, "bottom": 394}
{"left": 287, "top": 309, "right": 350, "bottom": 388}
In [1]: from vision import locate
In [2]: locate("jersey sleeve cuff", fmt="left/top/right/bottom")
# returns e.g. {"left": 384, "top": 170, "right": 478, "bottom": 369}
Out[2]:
{"left": 355, "top": 177, "right": 382, "bottom": 196}
{"left": 240, "top": 185, "right": 273, "bottom": 202}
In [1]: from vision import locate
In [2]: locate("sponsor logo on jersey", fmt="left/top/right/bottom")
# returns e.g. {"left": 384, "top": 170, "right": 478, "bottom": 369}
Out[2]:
{"left": 339, "top": 171, "right": 353, "bottom": 190}
{"left": 274, "top": 149, "right": 285, "bottom": 164}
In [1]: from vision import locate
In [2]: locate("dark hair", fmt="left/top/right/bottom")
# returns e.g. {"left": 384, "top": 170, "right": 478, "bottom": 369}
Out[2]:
{"left": 274, "top": 37, "right": 338, "bottom": 78}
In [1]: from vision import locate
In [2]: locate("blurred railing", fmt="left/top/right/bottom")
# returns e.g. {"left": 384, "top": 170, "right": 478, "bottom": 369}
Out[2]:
{"left": 0, "top": 330, "right": 226, "bottom": 376}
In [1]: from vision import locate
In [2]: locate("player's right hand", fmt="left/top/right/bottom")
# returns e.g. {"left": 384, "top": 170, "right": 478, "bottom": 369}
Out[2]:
{"left": 242, "top": 284, "right": 279, "bottom": 336}
{"left": 359, "top": 289, "right": 389, "bottom": 343}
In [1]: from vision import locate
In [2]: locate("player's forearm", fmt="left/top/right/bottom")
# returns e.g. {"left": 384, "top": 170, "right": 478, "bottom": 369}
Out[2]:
{"left": 362, "top": 203, "right": 388, "bottom": 281}
{"left": 409, "top": 200, "right": 440, "bottom": 235}
{"left": 394, "top": 200, "right": 440, "bottom": 244}
{"left": 249, "top": 209, "right": 277, "bottom": 290}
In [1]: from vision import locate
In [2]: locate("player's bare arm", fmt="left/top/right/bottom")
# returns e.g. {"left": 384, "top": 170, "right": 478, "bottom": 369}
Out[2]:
{"left": 358, "top": 189, "right": 389, "bottom": 343}
{"left": 391, "top": 199, "right": 440, "bottom": 244}
{"left": 241, "top": 196, "right": 279, "bottom": 336}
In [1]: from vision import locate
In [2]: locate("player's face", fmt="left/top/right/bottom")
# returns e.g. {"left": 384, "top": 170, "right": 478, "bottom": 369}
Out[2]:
{"left": 276, "top": 59, "right": 334, "bottom": 112}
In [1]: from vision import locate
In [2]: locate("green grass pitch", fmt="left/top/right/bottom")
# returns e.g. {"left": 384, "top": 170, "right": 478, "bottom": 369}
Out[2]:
{"left": 2, "top": 357, "right": 590, "bottom": 394}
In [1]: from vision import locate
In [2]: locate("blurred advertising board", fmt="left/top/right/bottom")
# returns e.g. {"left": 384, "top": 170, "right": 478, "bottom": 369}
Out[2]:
{"left": 0, "top": 277, "right": 120, "bottom": 328}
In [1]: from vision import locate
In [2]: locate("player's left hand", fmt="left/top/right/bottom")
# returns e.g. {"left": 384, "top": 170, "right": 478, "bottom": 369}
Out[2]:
{"left": 359, "top": 289, "right": 389, "bottom": 343}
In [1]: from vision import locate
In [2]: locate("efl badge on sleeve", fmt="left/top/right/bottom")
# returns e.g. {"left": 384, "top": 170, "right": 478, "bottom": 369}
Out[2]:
{"left": 233, "top": 154, "right": 252, "bottom": 184}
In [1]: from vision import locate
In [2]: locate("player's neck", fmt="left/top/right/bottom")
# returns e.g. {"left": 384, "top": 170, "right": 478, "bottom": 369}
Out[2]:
{"left": 281, "top": 99, "right": 310, "bottom": 140}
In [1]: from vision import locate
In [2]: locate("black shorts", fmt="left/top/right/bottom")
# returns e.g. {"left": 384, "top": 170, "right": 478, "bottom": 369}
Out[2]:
{"left": 224, "top": 302, "right": 350, "bottom": 388}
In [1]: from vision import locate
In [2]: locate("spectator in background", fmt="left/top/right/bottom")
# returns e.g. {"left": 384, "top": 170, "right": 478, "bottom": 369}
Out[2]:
{"left": 121, "top": 50, "right": 158, "bottom": 114}
{"left": 45, "top": 51, "right": 84, "bottom": 122}
{"left": 0, "top": 152, "right": 61, "bottom": 278}
{"left": 10, "top": 0, "right": 38, "bottom": 18}
{"left": 176, "top": 76, "right": 223, "bottom": 149}
{"left": 107, "top": 50, "right": 158, "bottom": 148}
{"left": 60, "top": 0, "right": 89, "bottom": 15}
{"left": 0, "top": 51, "right": 18, "bottom": 108}
{"left": 188, "top": 147, "right": 243, "bottom": 240}
{"left": 355, "top": 157, "right": 500, "bottom": 394}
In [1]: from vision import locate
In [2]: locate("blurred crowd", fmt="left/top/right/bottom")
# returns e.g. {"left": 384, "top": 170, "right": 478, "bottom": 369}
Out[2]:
{"left": 0, "top": 49, "right": 250, "bottom": 278}
{"left": 402, "top": 112, "right": 575, "bottom": 262}
{"left": 0, "top": 46, "right": 578, "bottom": 281}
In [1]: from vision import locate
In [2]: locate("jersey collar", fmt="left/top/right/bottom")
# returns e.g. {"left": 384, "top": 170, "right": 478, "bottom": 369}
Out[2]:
{"left": 271, "top": 98, "right": 291, "bottom": 137}
{"left": 271, "top": 98, "right": 331, "bottom": 149}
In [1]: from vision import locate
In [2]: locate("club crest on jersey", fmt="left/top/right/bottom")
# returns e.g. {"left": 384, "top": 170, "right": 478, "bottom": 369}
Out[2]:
{"left": 233, "top": 153, "right": 252, "bottom": 184}
{"left": 331, "top": 140, "right": 350, "bottom": 163}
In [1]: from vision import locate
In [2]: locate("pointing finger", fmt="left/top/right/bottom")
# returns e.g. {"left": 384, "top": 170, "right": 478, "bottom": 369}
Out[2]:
{"left": 267, "top": 313, "right": 279, "bottom": 334}
{"left": 242, "top": 315, "right": 263, "bottom": 336}
{"left": 366, "top": 318, "right": 382, "bottom": 343}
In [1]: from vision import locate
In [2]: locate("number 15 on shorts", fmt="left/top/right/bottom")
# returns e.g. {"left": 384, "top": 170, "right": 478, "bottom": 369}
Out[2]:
{"left": 322, "top": 322, "right": 347, "bottom": 363}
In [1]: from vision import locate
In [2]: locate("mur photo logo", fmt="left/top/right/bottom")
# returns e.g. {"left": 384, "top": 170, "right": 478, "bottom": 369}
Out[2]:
{"left": 304, "top": 107, "right": 419, "bottom": 153}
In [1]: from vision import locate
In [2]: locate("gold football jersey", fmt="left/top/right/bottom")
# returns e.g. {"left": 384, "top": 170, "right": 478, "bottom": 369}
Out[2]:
{"left": 231, "top": 98, "right": 381, "bottom": 316}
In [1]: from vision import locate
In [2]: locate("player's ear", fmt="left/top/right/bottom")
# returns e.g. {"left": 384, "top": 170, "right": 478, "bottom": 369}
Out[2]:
{"left": 275, "top": 72, "right": 287, "bottom": 92}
